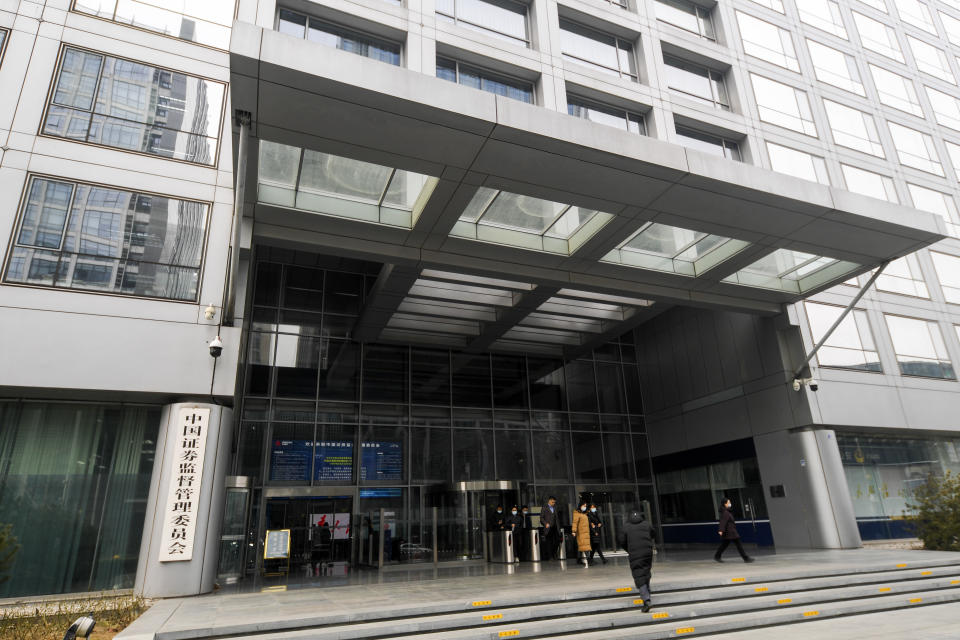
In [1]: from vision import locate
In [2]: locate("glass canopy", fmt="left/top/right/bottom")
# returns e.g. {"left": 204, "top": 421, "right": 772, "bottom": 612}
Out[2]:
{"left": 257, "top": 140, "right": 438, "bottom": 228}
{"left": 723, "top": 248, "right": 860, "bottom": 293}
{"left": 451, "top": 186, "right": 614, "bottom": 254}
{"left": 602, "top": 222, "right": 749, "bottom": 276}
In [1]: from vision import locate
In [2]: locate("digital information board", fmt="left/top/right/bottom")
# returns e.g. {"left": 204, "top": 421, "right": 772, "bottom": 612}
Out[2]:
{"left": 360, "top": 441, "right": 403, "bottom": 481}
{"left": 269, "top": 440, "right": 354, "bottom": 481}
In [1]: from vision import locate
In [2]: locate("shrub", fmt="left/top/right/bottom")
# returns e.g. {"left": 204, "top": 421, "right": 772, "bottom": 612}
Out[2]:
{"left": 0, "top": 524, "right": 18, "bottom": 584}
{"left": 907, "top": 470, "right": 960, "bottom": 551}
{"left": 0, "top": 595, "right": 146, "bottom": 640}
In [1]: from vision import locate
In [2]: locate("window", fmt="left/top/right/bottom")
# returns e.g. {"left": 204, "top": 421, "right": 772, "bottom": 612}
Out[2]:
{"left": 807, "top": 40, "right": 864, "bottom": 95}
{"left": 887, "top": 121, "right": 943, "bottom": 175}
{"left": 663, "top": 55, "right": 729, "bottom": 109}
{"left": 567, "top": 95, "right": 645, "bottom": 134}
{"left": 0, "top": 28, "right": 7, "bottom": 64}
{"left": 675, "top": 125, "right": 741, "bottom": 160}
{"left": 883, "top": 314, "right": 955, "bottom": 378}
{"left": 72, "top": 0, "right": 235, "bottom": 49}
{"left": 841, "top": 164, "right": 898, "bottom": 201}
{"left": 656, "top": 0, "right": 715, "bottom": 40}
{"left": 823, "top": 99, "right": 884, "bottom": 156}
{"left": 436, "top": 57, "right": 534, "bottom": 103}
{"left": 41, "top": 47, "right": 224, "bottom": 165}
{"left": 853, "top": 12, "right": 904, "bottom": 62}
{"left": 940, "top": 11, "right": 960, "bottom": 47}
{"left": 924, "top": 85, "right": 960, "bottom": 131}
{"left": 436, "top": 0, "right": 528, "bottom": 47}
{"left": 875, "top": 254, "right": 929, "bottom": 297}
{"left": 751, "top": 74, "right": 817, "bottom": 136}
{"left": 799, "top": 0, "right": 848, "bottom": 39}
{"left": 766, "top": 142, "right": 830, "bottom": 184}
{"left": 907, "top": 35, "right": 954, "bottom": 83}
{"left": 908, "top": 183, "right": 960, "bottom": 236}
{"left": 931, "top": 251, "right": 960, "bottom": 303}
{"left": 559, "top": 20, "right": 637, "bottom": 81}
{"left": 747, "top": 0, "right": 784, "bottom": 12}
{"left": 945, "top": 140, "right": 960, "bottom": 181}
{"left": 804, "top": 302, "right": 881, "bottom": 371}
{"left": 277, "top": 10, "right": 401, "bottom": 65}
{"left": 869, "top": 64, "right": 924, "bottom": 116}
{"left": 893, "top": 0, "right": 936, "bottom": 33}
{"left": 737, "top": 12, "right": 799, "bottom": 71}
{"left": 4, "top": 176, "right": 208, "bottom": 301}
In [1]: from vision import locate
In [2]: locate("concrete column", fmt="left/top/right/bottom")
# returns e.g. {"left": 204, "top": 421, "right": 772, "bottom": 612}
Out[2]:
{"left": 135, "top": 402, "right": 234, "bottom": 598}
{"left": 754, "top": 428, "right": 861, "bottom": 550}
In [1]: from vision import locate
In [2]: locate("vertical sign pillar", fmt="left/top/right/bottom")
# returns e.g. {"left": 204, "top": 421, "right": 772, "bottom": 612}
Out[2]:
{"left": 135, "top": 402, "right": 233, "bottom": 598}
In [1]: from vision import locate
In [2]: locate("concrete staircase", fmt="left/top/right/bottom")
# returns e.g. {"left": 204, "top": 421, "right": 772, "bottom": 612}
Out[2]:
{"left": 205, "top": 560, "right": 960, "bottom": 639}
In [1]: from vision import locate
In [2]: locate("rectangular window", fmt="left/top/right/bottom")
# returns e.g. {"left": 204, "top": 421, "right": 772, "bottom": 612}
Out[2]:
{"left": 567, "top": 95, "right": 645, "bottom": 135}
{"left": 884, "top": 314, "right": 955, "bottom": 379}
{"left": 436, "top": 57, "right": 534, "bottom": 103}
{"left": 908, "top": 183, "right": 960, "bottom": 237}
{"left": 751, "top": 74, "right": 817, "bottom": 136}
{"left": 0, "top": 28, "right": 7, "bottom": 64}
{"left": 893, "top": 0, "right": 936, "bottom": 33}
{"left": 748, "top": 0, "right": 785, "bottom": 12}
{"left": 876, "top": 255, "right": 929, "bottom": 297}
{"left": 940, "top": 11, "right": 960, "bottom": 47}
{"left": 842, "top": 163, "right": 898, "bottom": 201}
{"left": 823, "top": 99, "right": 884, "bottom": 156}
{"left": 799, "top": 0, "right": 848, "bottom": 39}
{"left": 923, "top": 85, "right": 960, "bottom": 130}
{"left": 72, "top": 0, "right": 235, "bottom": 50}
{"left": 664, "top": 55, "right": 729, "bottom": 109}
{"left": 766, "top": 141, "right": 830, "bottom": 184}
{"left": 887, "top": 121, "right": 943, "bottom": 176}
{"left": 804, "top": 302, "right": 881, "bottom": 371}
{"left": 675, "top": 125, "right": 741, "bottom": 161}
{"left": 656, "top": 0, "right": 715, "bottom": 40}
{"left": 946, "top": 140, "right": 960, "bottom": 182}
{"left": 807, "top": 39, "right": 864, "bottom": 95}
{"left": 436, "top": 0, "right": 528, "bottom": 47}
{"left": 931, "top": 251, "right": 960, "bottom": 304}
{"left": 907, "top": 35, "right": 954, "bottom": 83}
{"left": 869, "top": 64, "right": 923, "bottom": 116}
{"left": 559, "top": 19, "right": 638, "bottom": 81}
{"left": 277, "top": 10, "right": 402, "bottom": 65}
{"left": 41, "top": 47, "right": 224, "bottom": 165}
{"left": 737, "top": 12, "right": 799, "bottom": 71}
{"left": 3, "top": 176, "right": 208, "bottom": 301}
{"left": 853, "top": 12, "right": 904, "bottom": 62}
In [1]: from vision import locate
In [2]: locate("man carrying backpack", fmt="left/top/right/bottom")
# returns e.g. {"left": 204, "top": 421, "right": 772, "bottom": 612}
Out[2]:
{"left": 617, "top": 508, "right": 655, "bottom": 612}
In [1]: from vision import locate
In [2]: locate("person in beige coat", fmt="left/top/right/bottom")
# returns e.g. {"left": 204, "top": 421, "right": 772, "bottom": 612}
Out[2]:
{"left": 571, "top": 501, "right": 592, "bottom": 566}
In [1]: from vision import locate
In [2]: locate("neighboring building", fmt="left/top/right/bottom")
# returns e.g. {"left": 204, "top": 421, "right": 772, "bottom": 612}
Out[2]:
{"left": 0, "top": 0, "right": 958, "bottom": 599}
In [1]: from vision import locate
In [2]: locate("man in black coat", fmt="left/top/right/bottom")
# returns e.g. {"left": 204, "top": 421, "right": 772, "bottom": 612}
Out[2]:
{"left": 540, "top": 496, "right": 560, "bottom": 560}
{"left": 488, "top": 505, "right": 505, "bottom": 533}
{"left": 617, "top": 509, "right": 655, "bottom": 612}
{"left": 505, "top": 505, "right": 525, "bottom": 561}
{"left": 714, "top": 497, "right": 754, "bottom": 563}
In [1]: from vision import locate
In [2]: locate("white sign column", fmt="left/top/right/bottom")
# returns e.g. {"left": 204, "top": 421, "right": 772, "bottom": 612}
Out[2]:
{"left": 135, "top": 402, "right": 233, "bottom": 598}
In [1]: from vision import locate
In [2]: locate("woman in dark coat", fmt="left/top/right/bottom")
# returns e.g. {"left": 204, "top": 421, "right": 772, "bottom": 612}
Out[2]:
{"left": 714, "top": 497, "right": 754, "bottom": 563}
{"left": 617, "top": 509, "right": 655, "bottom": 612}
{"left": 586, "top": 503, "right": 607, "bottom": 564}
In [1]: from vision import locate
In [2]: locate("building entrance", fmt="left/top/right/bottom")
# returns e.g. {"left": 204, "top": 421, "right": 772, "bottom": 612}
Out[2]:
{"left": 263, "top": 492, "right": 353, "bottom": 577}
{"left": 429, "top": 482, "right": 520, "bottom": 560}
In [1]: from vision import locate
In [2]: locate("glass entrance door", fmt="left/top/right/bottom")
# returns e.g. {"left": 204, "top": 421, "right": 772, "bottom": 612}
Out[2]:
{"left": 263, "top": 495, "right": 353, "bottom": 577}
{"left": 428, "top": 482, "right": 519, "bottom": 560}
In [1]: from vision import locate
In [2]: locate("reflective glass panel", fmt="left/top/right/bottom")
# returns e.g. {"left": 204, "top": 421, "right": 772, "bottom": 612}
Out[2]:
{"left": 737, "top": 12, "right": 799, "bottom": 72}
{"left": 930, "top": 252, "right": 960, "bottom": 304}
{"left": 823, "top": 99, "right": 884, "bottom": 156}
{"left": 436, "top": 0, "right": 528, "bottom": 47}
{"left": 887, "top": 122, "right": 943, "bottom": 176}
{"left": 656, "top": 0, "right": 715, "bottom": 39}
{"left": 798, "top": 0, "right": 847, "bottom": 38}
{"left": 74, "top": 0, "right": 235, "bottom": 49}
{"left": 884, "top": 314, "right": 955, "bottom": 378}
{"left": 559, "top": 19, "right": 637, "bottom": 80}
{"left": 841, "top": 164, "right": 898, "bottom": 202}
{"left": 869, "top": 64, "right": 923, "bottom": 117}
{"left": 751, "top": 74, "right": 817, "bottom": 136}
{"left": 807, "top": 39, "right": 864, "bottom": 95}
{"left": 853, "top": 12, "right": 904, "bottom": 62}
{"left": 804, "top": 302, "right": 881, "bottom": 371}
{"left": 766, "top": 142, "right": 830, "bottom": 185}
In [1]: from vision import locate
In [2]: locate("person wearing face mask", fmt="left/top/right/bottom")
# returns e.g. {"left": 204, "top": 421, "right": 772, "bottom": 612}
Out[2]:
{"left": 571, "top": 501, "right": 592, "bottom": 566}
{"left": 714, "top": 497, "right": 754, "bottom": 563}
{"left": 505, "top": 505, "right": 524, "bottom": 562}
{"left": 586, "top": 503, "right": 607, "bottom": 564}
{"left": 540, "top": 496, "right": 560, "bottom": 560}
{"left": 488, "top": 505, "right": 505, "bottom": 533}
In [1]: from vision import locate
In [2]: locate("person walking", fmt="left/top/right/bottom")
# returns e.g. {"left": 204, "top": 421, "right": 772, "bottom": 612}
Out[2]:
{"left": 714, "top": 497, "right": 754, "bottom": 563}
{"left": 571, "top": 501, "right": 592, "bottom": 566}
{"left": 617, "top": 508, "right": 655, "bottom": 612}
{"left": 540, "top": 496, "right": 560, "bottom": 560}
{"left": 505, "top": 505, "right": 524, "bottom": 562}
{"left": 587, "top": 503, "right": 607, "bottom": 564}
{"left": 488, "top": 505, "right": 505, "bottom": 532}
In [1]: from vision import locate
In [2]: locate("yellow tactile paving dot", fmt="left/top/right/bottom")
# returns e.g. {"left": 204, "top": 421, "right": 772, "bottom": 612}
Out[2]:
{"left": 498, "top": 631, "right": 520, "bottom": 638}
{"left": 471, "top": 600, "right": 492, "bottom": 607}
{"left": 652, "top": 612, "right": 670, "bottom": 620}
{"left": 921, "top": 571, "right": 932, "bottom": 576}
{"left": 777, "top": 598, "right": 792, "bottom": 604}
{"left": 754, "top": 586, "right": 768, "bottom": 592}
{"left": 482, "top": 613, "right": 503, "bottom": 621}
{"left": 802, "top": 610, "right": 820, "bottom": 617}
{"left": 909, "top": 598, "right": 923, "bottom": 604}
{"left": 896, "top": 563, "right": 908, "bottom": 568}
{"left": 676, "top": 627, "right": 695, "bottom": 634}
{"left": 731, "top": 577, "right": 746, "bottom": 582}
{"left": 878, "top": 587, "right": 892, "bottom": 592}
{"left": 616, "top": 587, "right": 632, "bottom": 592}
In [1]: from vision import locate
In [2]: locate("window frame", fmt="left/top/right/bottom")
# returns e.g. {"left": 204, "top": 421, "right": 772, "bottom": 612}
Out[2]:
{"left": 675, "top": 125, "right": 742, "bottom": 161}
{"left": 886, "top": 120, "right": 944, "bottom": 176}
{"left": 750, "top": 73, "right": 817, "bottom": 136}
{"left": 823, "top": 98, "right": 884, "bottom": 157}
{"left": 737, "top": 11, "right": 799, "bottom": 72}
{"left": 663, "top": 54, "right": 730, "bottom": 110}
{"left": 655, "top": 0, "right": 715, "bottom": 41}
{"left": 436, "top": 56, "right": 536, "bottom": 104}
{"left": 70, "top": 0, "right": 236, "bottom": 51}
{"left": 0, "top": 27, "right": 8, "bottom": 66}
{"left": 883, "top": 313, "right": 956, "bottom": 380}
{"left": 39, "top": 44, "right": 227, "bottom": 167}
{"left": 276, "top": 9, "right": 404, "bottom": 65}
{"left": 803, "top": 301, "right": 882, "bottom": 372}
{"left": 558, "top": 18, "right": 639, "bottom": 82}
{"left": 566, "top": 94, "right": 646, "bottom": 135}
{"left": 930, "top": 250, "right": 960, "bottom": 305}
{"left": 806, "top": 38, "right": 865, "bottom": 96}
{"left": 2, "top": 173, "right": 212, "bottom": 303}
{"left": 435, "top": 0, "right": 530, "bottom": 48}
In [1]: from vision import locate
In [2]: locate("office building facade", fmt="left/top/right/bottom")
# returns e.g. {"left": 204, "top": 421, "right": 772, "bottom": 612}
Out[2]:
{"left": 0, "top": 0, "right": 958, "bottom": 598}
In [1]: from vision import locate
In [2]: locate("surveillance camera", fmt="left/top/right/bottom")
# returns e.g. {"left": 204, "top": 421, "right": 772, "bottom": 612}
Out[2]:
{"left": 792, "top": 379, "right": 801, "bottom": 392}
{"left": 809, "top": 379, "right": 819, "bottom": 392}
{"left": 204, "top": 304, "right": 216, "bottom": 320}
{"left": 209, "top": 336, "right": 223, "bottom": 359}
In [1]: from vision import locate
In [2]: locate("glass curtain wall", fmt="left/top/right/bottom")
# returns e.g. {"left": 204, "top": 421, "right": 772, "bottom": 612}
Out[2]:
{"left": 0, "top": 401, "right": 160, "bottom": 597}
{"left": 236, "top": 248, "right": 654, "bottom": 567}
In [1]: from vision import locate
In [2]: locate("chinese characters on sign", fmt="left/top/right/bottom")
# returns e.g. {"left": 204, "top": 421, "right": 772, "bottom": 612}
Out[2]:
{"left": 158, "top": 407, "right": 210, "bottom": 562}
